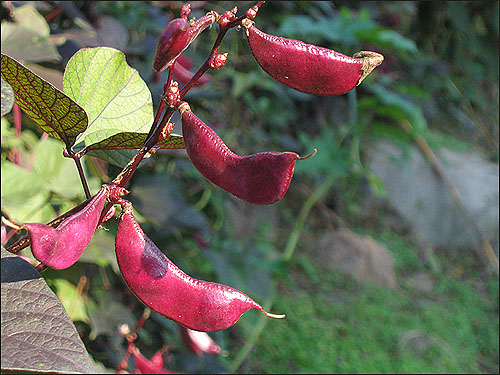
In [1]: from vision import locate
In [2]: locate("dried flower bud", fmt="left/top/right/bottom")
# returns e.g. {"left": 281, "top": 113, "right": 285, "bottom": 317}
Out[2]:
{"left": 180, "top": 3, "right": 191, "bottom": 20}
{"left": 217, "top": 6, "right": 237, "bottom": 27}
{"left": 165, "top": 81, "right": 181, "bottom": 107}
{"left": 246, "top": 1, "right": 264, "bottom": 20}
{"left": 209, "top": 53, "right": 228, "bottom": 70}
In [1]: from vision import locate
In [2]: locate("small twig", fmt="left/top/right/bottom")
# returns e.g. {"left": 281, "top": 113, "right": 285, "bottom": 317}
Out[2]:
{"left": 399, "top": 119, "right": 499, "bottom": 275}
{"left": 281, "top": 173, "right": 337, "bottom": 262}
{"left": 64, "top": 147, "right": 91, "bottom": 199}
{"left": 73, "top": 153, "right": 91, "bottom": 199}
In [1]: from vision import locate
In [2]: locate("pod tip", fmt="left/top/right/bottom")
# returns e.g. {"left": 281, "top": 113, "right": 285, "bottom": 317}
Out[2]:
{"left": 260, "top": 309, "right": 286, "bottom": 319}
{"left": 298, "top": 148, "right": 317, "bottom": 160}
{"left": 354, "top": 51, "right": 384, "bottom": 86}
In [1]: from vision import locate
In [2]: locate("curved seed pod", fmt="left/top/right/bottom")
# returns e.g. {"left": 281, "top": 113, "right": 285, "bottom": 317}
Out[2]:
{"left": 153, "top": 12, "right": 217, "bottom": 72}
{"left": 179, "top": 325, "right": 222, "bottom": 356}
{"left": 173, "top": 58, "right": 211, "bottom": 87}
{"left": 179, "top": 103, "right": 316, "bottom": 205}
{"left": 242, "top": 19, "right": 384, "bottom": 96}
{"left": 133, "top": 349, "right": 178, "bottom": 374}
{"left": 115, "top": 203, "right": 285, "bottom": 332}
{"left": 24, "top": 185, "right": 110, "bottom": 269}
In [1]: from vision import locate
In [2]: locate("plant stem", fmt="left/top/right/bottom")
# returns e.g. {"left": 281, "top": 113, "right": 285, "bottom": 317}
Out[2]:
{"left": 229, "top": 297, "right": 275, "bottom": 373}
{"left": 72, "top": 153, "right": 91, "bottom": 199}
{"left": 281, "top": 173, "right": 338, "bottom": 262}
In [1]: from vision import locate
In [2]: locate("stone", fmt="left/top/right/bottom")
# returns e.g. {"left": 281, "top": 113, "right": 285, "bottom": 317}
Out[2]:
{"left": 313, "top": 228, "right": 398, "bottom": 289}
{"left": 368, "top": 141, "right": 499, "bottom": 253}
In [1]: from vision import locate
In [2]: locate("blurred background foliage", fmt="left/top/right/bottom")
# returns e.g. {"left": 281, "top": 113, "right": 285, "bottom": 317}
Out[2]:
{"left": 1, "top": 1, "right": 498, "bottom": 373}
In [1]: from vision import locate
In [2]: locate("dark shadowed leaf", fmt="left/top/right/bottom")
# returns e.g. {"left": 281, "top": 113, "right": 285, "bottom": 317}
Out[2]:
{"left": 83, "top": 132, "right": 184, "bottom": 167}
{"left": 1, "top": 248, "right": 95, "bottom": 374}
{"left": 1, "top": 54, "right": 88, "bottom": 148}
{"left": 84, "top": 131, "right": 185, "bottom": 152}
{"left": 85, "top": 148, "right": 145, "bottom": 168}
{"left": 87, "top": 291, "right": 137, "bottom": 340}
{"left": 1, "top": 76, "right": 14, "bottom": 116}
{"left": 64, "top": 47, "right": 153, "bottom": 154}
{"left": 97, "top": 16, "right": 129, "bottom": 50}
{"left": 130, "top": 174, "right": 209, "bottom": 234}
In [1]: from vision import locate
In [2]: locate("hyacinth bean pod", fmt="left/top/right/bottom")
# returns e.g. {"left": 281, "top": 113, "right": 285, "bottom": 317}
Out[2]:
{"left": 242, "top": 19, "right": 384, "bottom": 96}
{"left": 179, "top": 325, "right": 222, "bottom": 356}
{"left": 133, "top": 349, "right": 177, "bottom": 374}
{"left": 153, "top": 11, "right": 217, "bottom": 72}
{"left": 115, "top": 203, "right": 285, "bottom": 332}
{"left": 179, "top": 103, "right": 315, "bottom": 205}
{"left": 173, "top": 58, "right": 211, "bottom": 87}
{"left": 24, "top": 185, "right": 110, "bottom": 269}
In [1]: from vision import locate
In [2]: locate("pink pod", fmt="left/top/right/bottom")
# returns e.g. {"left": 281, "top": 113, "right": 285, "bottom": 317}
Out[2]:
{"left": 153, "top": 12, "right": 217, "bottom": 72}
{"left": 176, "top": 53, "right": 194, "bottom": 70}
{"left": 133, "top": 350, "right": 179, "bottom": 374}
{"left": 179, "top": 325, "right": 221, "bottom": 356}
{"left": 24, "top": 186, "right": 110, "bottom": 269}
{"left": 242, "top": 19, "right": 383, "bottom": 96}
{"left": 172, "top": 59, "right": 211, "bottom": 87}
{"left": 180, "top": 103, "right": 315, "bottom": 205}
{"left": 115, "top": 204, "right": 285, "bottom": 332}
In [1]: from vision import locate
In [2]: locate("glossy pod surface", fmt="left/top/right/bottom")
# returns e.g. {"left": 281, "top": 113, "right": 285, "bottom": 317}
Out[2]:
{"left": 115, "top": 206, "right": 281, "bottom": 332}
{"left": 244, "top": 21, "right": 383, "bottom": 96}
{"left": 153, "top": 12, "right": 216, "bottom": 72}
{"left": 181, "top": 106, "right": 300, "bottom": 205}
{"left": 179, "top": 325, "right": 221, "bottom": 356}
{"left": 25, "top": 186, "right": 109, "bottom": 269}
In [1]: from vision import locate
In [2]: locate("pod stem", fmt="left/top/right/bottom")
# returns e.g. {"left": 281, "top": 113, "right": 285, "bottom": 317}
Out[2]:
{"left": 1, "top": 216, "right": 23, "bottom": 231}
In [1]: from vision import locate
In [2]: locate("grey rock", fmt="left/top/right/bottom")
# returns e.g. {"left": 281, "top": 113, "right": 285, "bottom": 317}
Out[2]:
{"left": 368, "top": 141, "right": 499, "bottom": 252}
{"left": 313, "top": 228, "right": 398, "bottom": 289}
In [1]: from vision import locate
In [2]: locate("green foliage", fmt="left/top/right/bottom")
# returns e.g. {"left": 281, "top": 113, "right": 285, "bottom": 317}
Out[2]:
{"left": 247, "top": 245, "right": 498, "bottom": 374}
{"left": 1, "top": 1, "right": 497, "bottom": 374}
{"left": 64, "top": 47, "right": 154, "bottom": 165}
{"left": 1, "top": 54, "right": 88, "bottom": 147}
{"left": 1, "top": 77, "right": 14, "bottom": 116}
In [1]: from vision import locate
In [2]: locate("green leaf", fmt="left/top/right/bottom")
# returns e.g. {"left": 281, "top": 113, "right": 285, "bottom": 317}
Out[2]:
{"left": 52, "top": 279, "right": 91, "bottom": 323}
{"left": 1, "top": 76, "right": 14, "bottom": 116}
{"left": 0, "top": 160, "right": 56, "bottom": 223}
{"left": 64, "top": 47, "right": 154, "bottom": 153}
{"left": 87, "top": 292, "right": 137, "bottom": 341}
{"left": 12, "top": 4, "right": 51, "bottom": 37}
{"left": 78, "top": 229, "right": 119, "bottom": 273}
{"left": 374, "top": 30, "right": 418, "bottom": 53}
{"left": 1, "top": 23, "right": 61, "bottom": 63}
{"left": 30, "top": 137, "right": 99, "bottom": 200}
{"left": 84, "top": 131, "right": 184, "bottom": 152}
{"left": 1, "top": 54, "right": 88, "bottom": 148}
{"left": 368, "top": 83, "right": 427, "bottom": 133}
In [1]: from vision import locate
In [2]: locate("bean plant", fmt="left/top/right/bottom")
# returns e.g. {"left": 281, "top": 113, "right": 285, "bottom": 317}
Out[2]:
{"left": 1, "top": 2, "right": 383, "bottom": 373}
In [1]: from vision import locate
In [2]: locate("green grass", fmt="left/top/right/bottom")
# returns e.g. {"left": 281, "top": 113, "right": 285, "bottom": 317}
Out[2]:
{"left": 244, "top": 229, "right": 499, "bottom": 374}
